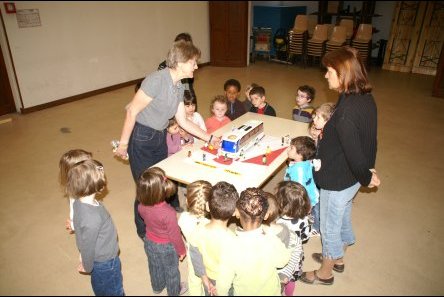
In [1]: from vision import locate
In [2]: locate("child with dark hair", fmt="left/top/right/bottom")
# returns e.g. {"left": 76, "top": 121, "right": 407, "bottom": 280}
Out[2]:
{"left": 293, "top": 85, "right": 316, "bottom": 123}
{"left": 188, "top": 181, "right": 239, "bottom": 295}
{"left": 67, "top": 159, "right": 124, "bottom": 296}
{"left": 286, "top": 136, "right": 320, "bottom": 236}
{"left": 181, "top": 90, "right": 206, "bottom": 143}
{"left": 224, "top": 78, "right": 246, "bottom": 120}
{"left": 217, "top": 188, "right": 291, "bottom": 295}
{"left": 158, "top": 32, "right": 196, "bottom": 100}
{"left": 275, "top": 181, "right": 312, "bottom": 295}
{"left": 263, "top": 192, "right": 303, "bottom": 296}
{"left": 59, "top": 149, "right": 92, "bottom": 234}
{"left": 242, "top": 83, "right": 259, "bottom": 111}
{"left": 249, "top": 86, "right": 277, "bottom": 116}
{"left": 137, "top": 167, "right": 188, "bottom": 296}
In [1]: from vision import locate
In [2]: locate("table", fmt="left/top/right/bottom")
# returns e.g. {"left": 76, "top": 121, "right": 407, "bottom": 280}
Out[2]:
{"left": 155, "top": 112, "right": 309, "bottom": 191}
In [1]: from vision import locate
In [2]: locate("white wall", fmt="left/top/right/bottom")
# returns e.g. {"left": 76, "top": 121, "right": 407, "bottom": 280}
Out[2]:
{"left": 0, "top": 1, "right": 210, "bottom": 109}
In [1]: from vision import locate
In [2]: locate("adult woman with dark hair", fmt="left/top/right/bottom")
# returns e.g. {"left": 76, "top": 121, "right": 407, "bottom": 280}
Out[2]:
{"left": 300, "top": 46, "right": 380, "bottom": 285}
{"left": 114, "top": 40, "right": 220, "bottom": 239}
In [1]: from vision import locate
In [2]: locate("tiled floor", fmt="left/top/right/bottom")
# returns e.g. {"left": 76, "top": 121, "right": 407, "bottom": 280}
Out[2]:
{"left": 0, "top": 61, "right": 443, "bottom": 295}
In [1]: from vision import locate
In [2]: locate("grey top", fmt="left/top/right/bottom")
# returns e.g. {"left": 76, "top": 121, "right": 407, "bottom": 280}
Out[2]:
{"left": 73, "top": 200, "right": 119, "bottom": 273}
{"left": 136, "top": 68, "right": 185, "bottom": 130}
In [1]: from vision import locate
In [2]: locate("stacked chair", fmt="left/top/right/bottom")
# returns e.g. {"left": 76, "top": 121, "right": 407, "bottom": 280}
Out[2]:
{"left": 287, "top": 15, "right": 308, "bottom": 65}
{"left": 305, "top": 24, "right": 329, "bottom": 67}
{"left": 307, "top": 15, "right": 318, "bottom": 39}
{"left": 351, "top": 23, "right": 373, "bottom": 68}
{"left": 325, "top": 26, "right": 347, "bottom": 54}
{"left": 339, "top": 18, "right": 354, "bottom": 45}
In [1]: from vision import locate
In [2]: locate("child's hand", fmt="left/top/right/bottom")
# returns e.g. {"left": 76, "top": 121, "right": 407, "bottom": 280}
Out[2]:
{"left": 202, "top": 275, "right": 217, "bottom": 296}
{"left": 179, "top": 254, "right": 186, "bottom": 261}
{"left": 65, "top": 218, "right": 74, "bottom": 234}
{"left": 312, "top": 159, "right": 321, "bottom": 171}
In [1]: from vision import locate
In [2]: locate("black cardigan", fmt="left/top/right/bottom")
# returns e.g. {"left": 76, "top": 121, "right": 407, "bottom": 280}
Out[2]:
{"left": 314, "top": 92, "right": 377, "bottom": 190}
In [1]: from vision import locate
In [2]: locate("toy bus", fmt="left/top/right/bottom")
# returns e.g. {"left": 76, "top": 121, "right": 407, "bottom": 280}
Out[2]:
{"left": 219, "top": 120, "right": 265, "bottom": 158}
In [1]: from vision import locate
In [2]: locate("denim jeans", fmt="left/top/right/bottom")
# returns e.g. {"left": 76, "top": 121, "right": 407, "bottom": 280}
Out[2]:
{"left": 128, "top": 122, "right": 167, "bottom": 239}
{"left": 320, "top": 182, "right": 360, "bottom": 259}
{"left": 311, "top": 202, "right": 320, "bottom": 232}
{"left": 91, "top": 256, "right": 125, "bottom": 296}
{"left": 144, "top": 238, "right": 181, "bottom": 296}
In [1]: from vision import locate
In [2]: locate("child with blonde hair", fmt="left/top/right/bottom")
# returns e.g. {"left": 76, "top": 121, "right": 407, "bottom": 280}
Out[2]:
{"left": 310, "top": 102, "right": 335, "bottom": 145}
{"left": 59, "top": 149, "right": 92, "bottom": 233}
{"left": 275, "top": 181, "right": 312, "bottom": 295}
{"left": 188, "top": 181, "right": 239, "bottom": 295}
{"left": 178, "top": 180, "right": 212, "bottom": 295}
{"left": 66, "top": 159, "right": 124, "bottom": 296}
{"left": 137, "top": 167, "right": 188, "bottom": 296}
{"left": 205, "top": 95, "right": 231, "bottom": 134}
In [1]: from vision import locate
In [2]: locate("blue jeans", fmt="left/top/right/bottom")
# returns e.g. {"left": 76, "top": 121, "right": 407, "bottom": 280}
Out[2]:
{"left": 91, "top": 256, "right": 124, "bottom": 296}
{"left": 144, "top": 238, "right": 181, "bottom": 296}
{"left": 320, "top": 182, "right": 360, "bottom": 260}
{"left": 128, "top": 122, "right": 167, "bottom": 239}
{"left": 312, "top": 202, "right": 320, "bottom": 232}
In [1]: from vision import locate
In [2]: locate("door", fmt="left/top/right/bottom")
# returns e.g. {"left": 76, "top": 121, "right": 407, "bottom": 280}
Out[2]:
{"left": 209, "top": 1, "right": 248, "bottom": 67}
{"left": 0, "top": 17, "right": 16, "bottom": 115}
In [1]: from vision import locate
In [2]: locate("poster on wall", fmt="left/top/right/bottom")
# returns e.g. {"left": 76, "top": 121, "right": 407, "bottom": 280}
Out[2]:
{"left": 16, "top": 9, "right": 41, "bottom": 28}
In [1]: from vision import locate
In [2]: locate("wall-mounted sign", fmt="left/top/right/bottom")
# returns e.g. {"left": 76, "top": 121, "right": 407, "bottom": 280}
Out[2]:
{"left": 16, "top": 9, "right": 41, "bottom": 28}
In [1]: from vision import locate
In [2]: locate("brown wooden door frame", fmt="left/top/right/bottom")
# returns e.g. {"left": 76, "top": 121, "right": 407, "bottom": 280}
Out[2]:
{"left": 0, "top": 9, "right": 17, "bottom": 115}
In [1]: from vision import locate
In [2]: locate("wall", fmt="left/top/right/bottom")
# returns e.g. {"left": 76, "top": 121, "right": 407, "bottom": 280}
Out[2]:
{"left": 0, "top": 1, "right": 210, "bottom": 110}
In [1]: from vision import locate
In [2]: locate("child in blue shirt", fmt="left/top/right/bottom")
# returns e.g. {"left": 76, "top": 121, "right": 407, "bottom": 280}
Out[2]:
{"left": 285, "top": 136, "right": 320, "bottom": 236}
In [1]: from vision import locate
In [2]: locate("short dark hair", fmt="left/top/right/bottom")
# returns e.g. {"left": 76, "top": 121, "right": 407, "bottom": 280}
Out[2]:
{"left": 276, "top": 181, "right": 311, "bottom": 220}
{"left": 298, "top": 85, "right": 316, "bottom": 101}
{"left": 224, "top": 79, "right": 241, "bottom": 92}
{"left": 290, "top": 136, "right": 316, "bottom": 160}
{"left": 249, "top": 86, "right": 266, "bottom": 98}
{"left": 183, "top": 90, "right": 197, "bottom": 106}
{"left": 174, "top": 32, "right": 193, "bottom": 43}
{"left": 209, "top": 182, "right": 239, "bottom": 220}
{"left": 237, "top": 187, "right": 269, "bottom": 223}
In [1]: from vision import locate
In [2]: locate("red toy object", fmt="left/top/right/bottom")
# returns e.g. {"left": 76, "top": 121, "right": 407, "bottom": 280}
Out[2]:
{"left": 201, "top": 146, "right": 218, "bottom": 155}
{"left": 242, "top": 147, "right": 287, "bottom": 166}
{"left": 213, "top": 155, "right": 234, "bottom": 165}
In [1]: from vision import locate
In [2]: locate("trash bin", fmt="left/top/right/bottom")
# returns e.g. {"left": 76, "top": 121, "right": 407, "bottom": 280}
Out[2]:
{"left": 377, "top": 39, "right": 387, "bottom": 66}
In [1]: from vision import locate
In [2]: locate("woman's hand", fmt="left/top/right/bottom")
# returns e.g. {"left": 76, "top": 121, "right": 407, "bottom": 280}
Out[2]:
{"left": 210, "top": 135, "right": 221, "bottom": 149}
{"left": 368, "top": 169, "right": 380, "bottom": 188}
{"left": 114, "top": 143, "right": 129, "bottom": 160}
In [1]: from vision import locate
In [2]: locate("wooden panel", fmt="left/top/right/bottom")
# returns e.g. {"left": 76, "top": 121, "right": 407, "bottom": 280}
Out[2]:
{"left": 412, "top": 1, "right": 444, "bottom": 75}
{"left": 383, "top": 1, "right": 427, "bottom": 73}
{"left": 209, "top": 1, "right": 248, "bottom": 67}
{"left": 432, "top": 43, "right": 444, "bottom": 98}
{"left": 0, "top": 41, "right": 16, "bottom": 115}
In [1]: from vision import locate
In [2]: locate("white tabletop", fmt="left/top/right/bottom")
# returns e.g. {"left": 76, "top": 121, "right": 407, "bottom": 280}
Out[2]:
{"left": 155, "top": 112, "right": 309, "bottom": 191}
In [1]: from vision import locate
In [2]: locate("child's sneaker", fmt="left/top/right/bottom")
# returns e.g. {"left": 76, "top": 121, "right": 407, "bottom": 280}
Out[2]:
{"left": 179, "top": 281, "right": 188, "bottom": 295}
{"left": 309, "top": 229, "right": 320, "bottom": 238}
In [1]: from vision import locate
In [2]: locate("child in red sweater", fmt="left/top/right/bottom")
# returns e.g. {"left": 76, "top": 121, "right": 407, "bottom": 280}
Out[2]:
{"left": 137, "top": 167, "right": 188, "bottom": 295}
